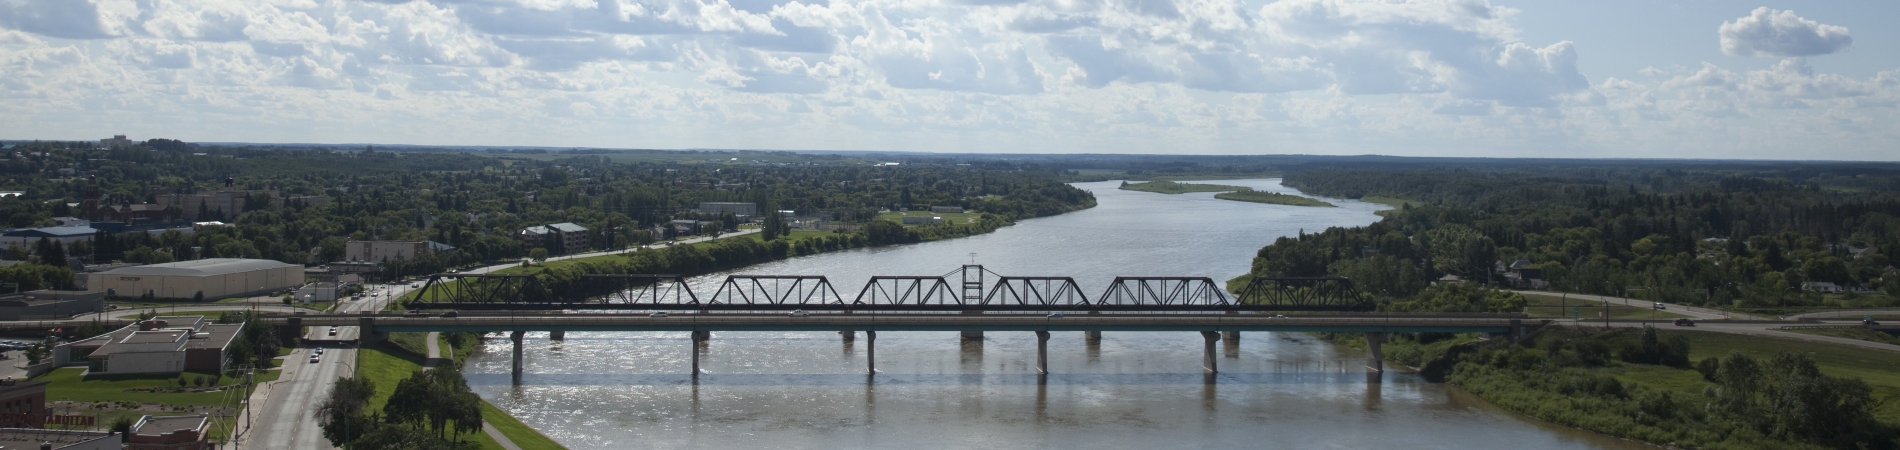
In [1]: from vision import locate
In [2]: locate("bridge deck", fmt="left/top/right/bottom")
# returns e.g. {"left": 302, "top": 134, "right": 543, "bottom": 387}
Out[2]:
{"left": 270, "top": 314, "right": 1531, "bottom": 334}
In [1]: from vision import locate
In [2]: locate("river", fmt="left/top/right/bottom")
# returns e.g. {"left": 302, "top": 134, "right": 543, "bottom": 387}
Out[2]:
{"left": 462, "top": 179, "right": 1648, "bottom": 449}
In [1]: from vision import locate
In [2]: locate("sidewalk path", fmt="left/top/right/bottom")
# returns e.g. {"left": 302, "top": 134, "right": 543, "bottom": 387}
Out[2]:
{"left": 1511, "top": 290, "right": 1771, "bottom": 321}
{"left": 425, "top": 332, "right": 524, "bottom": 450}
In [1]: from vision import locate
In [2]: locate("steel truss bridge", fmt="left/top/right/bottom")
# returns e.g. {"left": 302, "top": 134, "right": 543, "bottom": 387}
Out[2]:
{"left": 406, "top": 266, "right": 1373, "bottom": 312}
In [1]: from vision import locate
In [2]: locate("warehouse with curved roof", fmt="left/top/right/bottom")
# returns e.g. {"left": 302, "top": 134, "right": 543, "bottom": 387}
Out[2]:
{"left": 90, "top": 258, "right": 302, "bottom": 300}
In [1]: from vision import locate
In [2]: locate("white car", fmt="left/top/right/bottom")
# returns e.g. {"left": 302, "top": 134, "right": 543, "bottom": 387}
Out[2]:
{"left": 649, "top": 312, "right": 669, "bottom": 318}
{"left": 309, "top": 354, "right": 321, "bottom": 364}
{"left": 789, "top": 309, "right": 809, "bottom": 317}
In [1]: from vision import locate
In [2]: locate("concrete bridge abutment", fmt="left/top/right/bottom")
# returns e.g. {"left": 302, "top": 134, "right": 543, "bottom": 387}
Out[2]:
{"left": 550, "top": 331, "right": 565, "bottom": 341}
{"left": 1034, "top": 331, "right": 1051, "bottom": 375}
{"left": 961, "top": 310, "right": 983, "bottom": 341}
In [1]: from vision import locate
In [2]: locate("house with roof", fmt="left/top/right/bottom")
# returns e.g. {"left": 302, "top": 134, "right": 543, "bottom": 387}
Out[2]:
{"left": 516, "top": 223, "right": 590, "bottom": 255}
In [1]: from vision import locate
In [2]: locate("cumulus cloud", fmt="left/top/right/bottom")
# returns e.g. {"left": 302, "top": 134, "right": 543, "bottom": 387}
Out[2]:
{"left": 1719, "top": 7, "right": 1852, "bottom": 58}
{"left": 0, "top": 0, "right": 1893, "bottom": 159}
{"left": 0, "top": 0, "right": 114, "bottom": 39}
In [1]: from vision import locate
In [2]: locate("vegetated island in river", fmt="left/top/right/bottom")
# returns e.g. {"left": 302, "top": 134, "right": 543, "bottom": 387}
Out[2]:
{"left": 1119, "top": 180, "right": 1334, "bottom": 207}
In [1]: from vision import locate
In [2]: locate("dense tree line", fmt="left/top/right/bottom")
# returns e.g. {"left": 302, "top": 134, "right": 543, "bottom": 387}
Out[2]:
{"left": 1243, "top": 165, "right": 1900, "bottom": 310}
{"left": 0, "top": 140, "right": 1093, "bottom": 286}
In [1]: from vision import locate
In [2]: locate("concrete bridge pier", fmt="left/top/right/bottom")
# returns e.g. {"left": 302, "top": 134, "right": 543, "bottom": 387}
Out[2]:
{"left": 1365, "top": 332, "right": 1386, "bottom": 384}
{"left": 1034, "top": 331, "right": 1051, "bottom": 375}
{"left": 691, "top": 331, "right": 710, "bottom": 379}
{"left": 840, "top": 330, "right": 855, "bottom": 342}
{"left": 510, "top": 331, "right": 525, "bottom": 385}
{"left": 1083, "top": 331, "right": 1101, "bottom": 343}
{"left": 1222, "top": 331, "right": 1240, "bottom": 343}
{"left": 550, "top": 331, "right": 565, "bottom": 341}
{"left": 355, "top": 317, "right": 388, "bottom": 346}
{"left": 1200, "top": 331, "right": 1220, "bottom": 374}
{"left": 961, "top": 310, "right": 983, "bottom": 341}
{"left": 865, "top": 331, "right": 877, "bottom": 374}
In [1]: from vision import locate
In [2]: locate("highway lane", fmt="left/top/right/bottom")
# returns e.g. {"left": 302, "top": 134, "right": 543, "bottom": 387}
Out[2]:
{"left": 240, "top": 282, "right": 409, "bottom": 450}
{"left": 1509, "top": 290, "right": 1763, "bottom": 321}
{"left": 1594, "top": 321, "right": 1900, "bottom": 353}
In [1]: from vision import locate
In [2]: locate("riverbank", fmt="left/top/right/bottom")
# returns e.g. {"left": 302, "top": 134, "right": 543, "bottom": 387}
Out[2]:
{"left": 1347, "top": 327, "right": 1900, "bottom": 449}
{"left": 1213, "top": 189, "right": 1335, "bottom": 207}
{"left": 1117, "top": 180, "right": 1243, "bottom": 194}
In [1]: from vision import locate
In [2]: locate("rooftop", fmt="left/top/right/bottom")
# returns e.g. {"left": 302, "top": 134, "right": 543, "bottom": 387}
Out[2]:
{"left": 0, "top": 428, "right": 116, "bottom": 449}
{"left": 121, "top": 331, "right": 187, "bottom": 345}
{"left": 99, "top": 258, "right": 298, "bottom": 277}
{"left": 130, "top": 414, "right": 207, "bottom": 436}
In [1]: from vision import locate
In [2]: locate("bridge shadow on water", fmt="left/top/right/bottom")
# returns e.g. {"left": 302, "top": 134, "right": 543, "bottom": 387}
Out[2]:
{"left": 462, "top": 371, "right": 1387, "bottom": 387}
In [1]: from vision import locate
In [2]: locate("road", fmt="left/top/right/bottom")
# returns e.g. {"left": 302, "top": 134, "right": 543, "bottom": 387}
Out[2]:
{"left": 239, "top": 232, "right": 756, "bottom": 449}
{"left": 1785, "top": 309, "right": 1900, "bottom": 321}
{"left": 76, "top": 304, "right": 315, "bottom": 322}
{"left": 1602, "top": 320, "right": 1900, "bottom": 353}
{"left": 1511, "top": 290, "right": 1769, "bottom": 321}
{"left": 238, "top": 282, "right": 412, "bottom": 450}
{"left": 462, "top": 229, "right": 759, "bottom": 275}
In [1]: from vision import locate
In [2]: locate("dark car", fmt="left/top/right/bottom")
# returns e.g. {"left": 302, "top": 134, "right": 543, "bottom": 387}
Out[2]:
{"left": 1673, "top": 318, "right": 1695, "bottom": 327}
{"left": 1867, "top": 319, "right": 1882, "bottom": 326}
{"left": 441, "top": 311, "right": 459, "bottom": 318}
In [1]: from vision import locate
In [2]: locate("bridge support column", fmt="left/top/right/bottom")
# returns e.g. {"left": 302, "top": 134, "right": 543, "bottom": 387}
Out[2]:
{"left": 1509, "top": 319, "right": 1524, "bottom": 343}
{"left": 691, "top": 331, "right": 710, "bottom": 379}
{"left": 1034, "top": 331, "right": 1050, "bottom": 375}
{"left": 1083, "top": 330, "right": 1101, "bottom": 343}
{"left": 549, "top": 331, "right": 565, "bottom": 341}
{"left": 840, "top": 331, "right": 855, "bottom": 342}
{"left": 865, "top": 331, "right": 877, "bottom": 374}
{"left": 1201, "top": 331, "right": 1220, "bottom": 374}
{"left": 961, "top": 311, "right": 983, "bottom": 341}
{"left": 510, "top": 331, "right": 525, "bottom": 385}
{"left": 1222, "top": 331, "right": 1240, "bottom": 344}
{"left": 1365, "top": 332, "right": 1386, "bottom": 384}
{"left": 356, "top": 318, "right": 385, "bottom": 346}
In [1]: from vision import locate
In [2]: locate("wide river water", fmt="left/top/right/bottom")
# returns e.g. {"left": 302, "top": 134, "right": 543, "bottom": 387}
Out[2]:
{"left": 464, "top": 179, "right": 1647, "bottom": 449}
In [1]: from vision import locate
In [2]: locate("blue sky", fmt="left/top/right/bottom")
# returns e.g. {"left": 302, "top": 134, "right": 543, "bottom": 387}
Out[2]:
{"left": 0, "top": 0, "right": 1894, "bottom": 160}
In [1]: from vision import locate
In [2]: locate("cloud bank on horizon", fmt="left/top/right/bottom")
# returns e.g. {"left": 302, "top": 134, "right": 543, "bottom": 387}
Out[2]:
{"left": 0, "top": 0, "right": 1894, "bottom": 160}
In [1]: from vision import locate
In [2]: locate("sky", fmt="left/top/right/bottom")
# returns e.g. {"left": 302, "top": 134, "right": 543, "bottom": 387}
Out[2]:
{"left": 0, "top": 0, "right": 1895, "bottom": 160}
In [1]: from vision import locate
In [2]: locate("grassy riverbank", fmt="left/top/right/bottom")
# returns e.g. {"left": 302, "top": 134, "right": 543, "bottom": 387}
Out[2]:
{"left": 1117, "top": 180, "right": 1243, "bottom": 194}
{"left": 1371, "top": 327, "right": 1900, "bottom": 449}
{"left": 357, "top": 343, "right": 568, "bottom": 450}
{"left": 1213, "top": 189, "right": 1334, "bottom": 207}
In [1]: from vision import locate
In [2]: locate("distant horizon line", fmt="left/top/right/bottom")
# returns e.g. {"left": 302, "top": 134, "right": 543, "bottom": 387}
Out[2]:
{"left": 3, "top": 138, "right": 1894, "bottom": 165}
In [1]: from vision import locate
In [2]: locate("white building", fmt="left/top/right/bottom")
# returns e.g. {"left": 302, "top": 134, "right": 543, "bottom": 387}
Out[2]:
{"left": 344, "top": 240, "right": 452, "bottom": 263}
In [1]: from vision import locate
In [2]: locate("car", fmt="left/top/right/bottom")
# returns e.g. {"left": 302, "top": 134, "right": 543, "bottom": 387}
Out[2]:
{"left": 649, "top": 312, "right": 669, "bottom": 318}
{"left": 404, "top": 310, "right": 424, "bottom": 317}
{"left": 327, "top": 327, "right": 338, "bottom": 336}
{"left": 1673, "top": 318, "right": 1695, "bottom": 326}
{"left": 1272, "top": 314, "right": 1289, "bottom": 319}
{"left": 441, "top": 311, "right": 459, "bottom": 318}
{"left": 1046, "top": 313, "right": 1064, "bottom": 319}
{"left": 309, "top": 355, "right": 321, "bottom": 363}
{"left": 314, "top": 348, "right": 325, "bottom": 355}
{"left": 1653, "top": 302, "right": 1667, "bottom": 310}
{"left": 411, "top": 283, "right": 419, "bottom": 288}
{"left": 1867, "top": 319, "right": 1883, "bottom": 326}
{"left": 788, "top": 309, "right": 809, "bottom": 317}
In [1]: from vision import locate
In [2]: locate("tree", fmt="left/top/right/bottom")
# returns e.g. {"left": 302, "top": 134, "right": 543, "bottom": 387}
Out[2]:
{"left": 316, "top": 376, "right": 378, "bottom": 447}
{"left": 24, "top": 337, "right": 52, "bottom": 365}
{"left": 528, "top": 248, "right": 548, "bottom": 263}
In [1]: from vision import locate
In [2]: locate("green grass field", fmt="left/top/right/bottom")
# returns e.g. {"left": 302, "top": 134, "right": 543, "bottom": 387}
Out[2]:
{"left": 1667, "top": 330, "right": 1900, "bottom": 423}
{"left": 1521, "top": 293, "right": 1690, "bottom": 320}
{"left": 1782, "top": 327, "right": 1900, "bottom": 345}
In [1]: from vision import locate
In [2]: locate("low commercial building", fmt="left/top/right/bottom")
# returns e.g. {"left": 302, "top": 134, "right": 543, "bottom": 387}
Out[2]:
{"left": 127, "top": 414, "right": 209, "bottom": 450}
{"left": 697, "top": 202, "right": 758, "bottom": 217}
{"left": 90, "top": 258, "right": 302, "bottom": 300}
{"left": 63, "top": 317, "right": 244, "bottom": 376}
{"left": 0, "top": 225, "right": 97, "bottom": 248}
{"left": 0, "top": 290, "right": 105, "bottom": 321}
{"left": 343, "top": 240, "right": 453, "bottom": 263}
{"left": 930, "top": 206, "right": 964, "bottom": 213}
{"left": 0, "top": 379, "right": 47, "bottom": 428}
{"left": 0, "top": 428, "right": 117, "bottom": 450}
